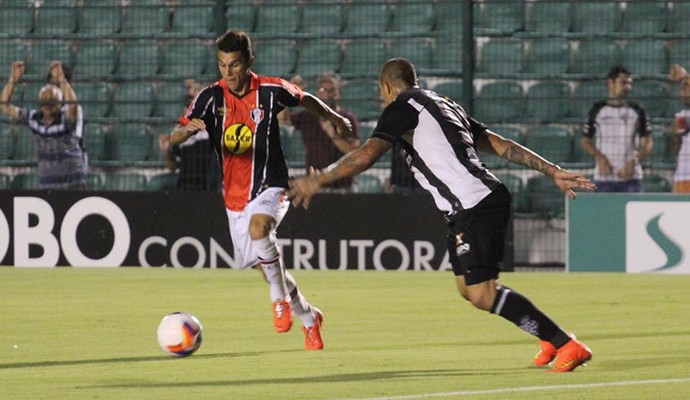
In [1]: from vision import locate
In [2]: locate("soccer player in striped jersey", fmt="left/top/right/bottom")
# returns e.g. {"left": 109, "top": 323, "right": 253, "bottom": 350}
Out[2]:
{"left": 289, "top": 58, "right": 596, "bottom": 370}
{"left": 169, "top": 30, "right": 352, "bottom": 350}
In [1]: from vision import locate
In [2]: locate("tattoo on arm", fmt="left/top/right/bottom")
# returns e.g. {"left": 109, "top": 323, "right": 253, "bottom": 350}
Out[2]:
{"left": 500, "top": 143, "right": 555, "bottom": 175}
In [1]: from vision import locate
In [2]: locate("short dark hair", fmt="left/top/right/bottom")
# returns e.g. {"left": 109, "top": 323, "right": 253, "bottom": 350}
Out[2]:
{"left": 46, "top": 63, "right": 73, "bottom": 83}
{"left": 607, "top": 65, "right": 631, "bottom": 80}
{"left": 380, "top": 58, "right": 418, "bottom": 87}
{"left": 215, "top": 30, "right": 253, "bottom": 64}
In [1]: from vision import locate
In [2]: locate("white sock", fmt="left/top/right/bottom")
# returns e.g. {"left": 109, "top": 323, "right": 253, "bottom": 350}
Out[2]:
{"left": 252, "top": 236, "right": 288, "bottom": 302}
{"left": 285, "top": 271, "right": 316, "bottom": 327}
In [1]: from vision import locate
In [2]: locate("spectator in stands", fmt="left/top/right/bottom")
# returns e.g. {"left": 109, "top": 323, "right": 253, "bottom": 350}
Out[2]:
{"left": 288, "top": 72, "right": 360, "bottom": 193}
{"left": 46, "top": 62, "right": 85, "bottom": 160}
{"left": 1, "top": 61, "right": 88, "bottom": 189}
{"left": 669, "top": 64, "right": 690, "bottom": 193}
{"left": 169, "top": 30, "right": 353, "bottom": 350}
{"left": 289, "top": 58, "right": 596, "bottom": 373}
{"left": 581, "top": 65, "right": 653, "bottom": 192}
{"left": 158, "top": 79, "right": 220, "bottom": 191}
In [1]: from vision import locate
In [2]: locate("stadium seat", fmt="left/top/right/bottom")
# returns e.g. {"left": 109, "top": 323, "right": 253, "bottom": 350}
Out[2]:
{"left": 566, "top": 135, "right": 594, "bottom": 170}
{"left": 116, "top": 40, "right": 160, "bottom": 78}
{"left": 670, "top": 40, "right": 690, "bottom": 72}
{"left": 110, "top": 81, "right": 155, "bottom": 119}
{"left": 108, "top": 123, "right": 152, "bottom": 164}
{"left": 355, "top": 174, "right": 383, "bottom": 193}
{"left": 474, "top": 81, "right": 525, "bottom": 123}
{"left": 523, "top": 38, "right": 571, "bottom": 77}
{"left": 148, "top": 172, "right": 179, "bottom": 191}
{"left": 86, "top": 173, "right": 103, "bottom": 190}
{"left": 622, "top": 39, "right": 668, "bottom": 79}
{"left": 620, "top": 2, "right": 668, "bottom": 35}
{"left": 493, "top": 171, "right": 525, "bottom": 210}
{"left": 295, "top": 39, "right": 342, "bottom": 77}
{"left": 572, "top": 2, "right": 622, "bottom": 34}
{"left": 120, "top": 5, "right": 169, "bottom": 37}
{"left": 389, "top": 1, "right": 435, "bottom": 35}
{"left": 340, "top": 39, "right": 388, "bottom": 79}
{"left": 340, "top": 79, "right": 382, "bottom": 121}
{"left": 475, "top": 0, "right": 525, "bottom": 35}
{"left": 643, "top": 174, "right": 672, "bottom": 193}
{"left": 522, "top": 175, "right": 565, "bottom": 217}
{"left": 26, "top": 40, "right": 73, "bottom": 79}
{"left": 643, "top": 128, "right": 675, "bottom": 169}
{"left": 73, "top": 81, "right": 111, "bottom": 118}
{"left": 83, "top": 123, "right": 109, "bottom": 163}
{"left": 159, "top": 40, "right": 210, "bottom": 78}
{"left": 432, "top": 36, "right": 462, "bottom": 75}
{"left": 434, "top": 1, "right": 463, "bottom": 37}
{"left": 0, "top": 0, "right": 34, "bottom": 36}
{"left": 571, "top": 39, "right": 622, "bottom": 77}
{"left": 225, "top": 3, "right": 256, "bottom": 32}
{"left": 169, "top": 4, "right": 215, "bottom": 37}
{"left": 20, "top": 81, "right": 46, "bottom": 109}
{"left": 571, "top": 80, "right": 607, "bottom": 120}
{"left": 103, "top": 173, "right": 149, "bottom": 191}
{"left": 155, "top": 81, "right": 189, "bottom": 119}
{"left": 389, "top": 38, "right": 434, "bottom": 73}
{"left": 477, "top": 38, "right": 524, "bottom": 77}
{"left": 300, "top": 3, "right": 343, "bottom": 35}
{"left": 73, "top": 40, "right": 117, "bottom": 79}
{"left": 432, "top": 80, "right": 465, "bottom": 104}
{"left": 254, "top": 5, "right": 300, "bottom": 36}
{"left": 490, "top": 125, "right": 525, "bottom": 170}
{"left": 631, "top": 80, "right": 672, "bottom": 119}
{"left": 524, "top": 125, "right": 573, "bottom": 166}
{"left": 253, "top": 40, "right": 296, "bottom": 77}
{"left": 668, "top": 2, "right": 690, "bottom": 35}
{"left": 342, "top": 2, "right": 390, "bottom": 37}
{"left": 33, "top": 3, "right": 78, "bottom": 36}
{"left": 77, "top": 3, "right": 122, "bottom": 37}
{"left": 281, "top": 127, "right": 306, "bottom": 169}
{"left": 13, "top": 130, "right": 36, "bottom": 163}
{"left": 526, "top": 1, "right": 572, "bottom": 34}
{"left": 0, "top": 41, "right": 28, "bottom": 75}
{"left": 11, "top": 172, "right": 39, "bottom": 190}
{"left": 0, "top": 124, "right": 15, "bottom": 161}
{"left": 525, "top": 81, "right": 572, "bottom": 124}
{"left": 0, "top": 173, "right": 12, "bottom": 189}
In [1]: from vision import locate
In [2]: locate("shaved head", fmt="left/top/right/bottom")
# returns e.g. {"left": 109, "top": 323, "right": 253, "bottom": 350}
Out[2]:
{"left": 379, "top": 58, "right": 417, "bottom": 88}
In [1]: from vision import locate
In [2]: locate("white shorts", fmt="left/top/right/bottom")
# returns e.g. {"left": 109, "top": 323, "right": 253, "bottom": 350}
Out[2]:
{"left": 225, "top": 187, "right": 290, "bottom": 269}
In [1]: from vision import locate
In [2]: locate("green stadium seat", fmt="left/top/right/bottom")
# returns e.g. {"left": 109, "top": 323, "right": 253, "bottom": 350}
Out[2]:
{"left": 644, "top": 128, "right": 676, "bottom": 170}
{"left": 120, "top": 5, "right": 169, "bottom": 36}
{"left": 159, "top": 40, "right": 210, "bottom": 78}
{"left": 389, "top": 1, "right": 435, "bottom": 35}
{"left": 622, "top": 39, "right": 668, "bottom": 78}
{"left": 225, "top": 3, "right": 256, "bottom": 32}
{"left": 567, "top": 135, "right": 594, "bottom": 169}
{"left": 77, "top": 3, "right": 122, "bottom": 37}
{"left": 26, "top": 40, "right": 73, "bottom": 79}
{"left": 83, "top": 123, "right": 109, "bottom": 162}
{"left": 475, "top": 0, "right": 525, "bottom": 35}
{"left": 523, "top": 38, "right": 571, "bottom": 77}
{"left": 522, "top": 175, "right": 565, "bottom": 217}
{"left": 643, "top": 174, "right": 672, "bottom": 193}
{"left": 493, "top": 171, "right": 525, "bottom": 210}
{"left": 431, "top": 37, "right": 462, "bottom": 75}
{"left": 620, "top": 2, "right": 668, "bottom": 35}
{"left": 572, "top": 80, "right": 607, "bottom": 121}
{"left": 631, "top": 80, "right": 672, "bottom": 119}
{"left": 343, "top": 2, "right": 390, "bottom": 37}
{"left": 477, "top": 38, "right": 524, "bottom": 77}
{"left": 110, "top": 81, "right": 155, "bottom": 119}
{"left": 340, "top": 39, "right": 388, "bottom": 79}
{"left": 340, "top": 79, "right": 382, "bottom": 121}
{"left": 34, "top": 3, "right": 78, "bottom": 36}
{"left": 433, "top": 80, "right": 465, "bottom": 104}
{"left": 108, "top": 123, "right": 152, "bottom": 163}
{"left": 295, "top": 39, "right": 342, "bottom": 77}
{"left": 524, "top": 125, "right": 572, "bottom": 166}
{"left": 300, "top": 3, "right": 343, "bottom": 35}
{"left": 526, "top": 1, "right": 572, "bottom": 34}
{"left": 253, "top": 40, "right": 296, "bottom": 77}
{"left": 254, "top": 5, "right": 300, "bottom": 36}
{"left": 668, "top": 2, "right": 690, "bottom": 35}
{"left": 571, "top": 39, "right": 622, "bottom": 77}
{"left": 155, "top": 81, "right": 189, "bottom": 119}
{"left": 169, "top": 4, "right": 215, "bottom": 37}
{"left": 474, "top": 81, "right": 525, "bottom": 123}
{"left": 148, "top": 172, "right": 179, "bottom": 191}
{"left": 281, "top": 126, "right": 305, "bottom": 169}
{"left": 0, "top": 41, "right": 28, "bottom": 75}
{"left": 13, "top": 130, "right": 36, "bottom": 163}
{"left": 670, "top": 40, "right": 690, "bottom": 72}
{"left": 0, "top": 173, "right": 12, "bottom": 189}
{"left": 86, "top": 173, "right": 103, "bottom": 190}
{"left": 525, "top": 81, "right": 572, "bottom": 124}
{"left": 389, "top": 38, "right": 433, "bottom": 72}
{"left": 492, "top": 125, "right": 525, "bottom": 144}
{"left": 0, "top": 124, "right": 15, "bottom": 161}
{"left": 11, "top": 172, "right": 39, "bottom": 190}
{"left": 116, "top": 40, "right": 159, "bottom": 78}
{"left": 20, "top": 81, "right": 46, "bottom": 109}
{"left": 355, "top": 174, "right": 383, "bottom": 193}
{"left": 73, "top": 81, "right": 111, "bottom": 118}
{"left": 572, "top": 2, "right": 622, "bottom": 34}
{"left": 73, "top": 40, "right": 117, "bottom": 79}
{"left": 103, "top": 173, "right": 149, "bottom": 191}
{"left": 434, "top": 1, "right": 463, "bottom": 37}
{"left": 488, "top": 125, "right": 525, "bottom": 170}
{"left": 0, "top": 1, "right": 34, "bottom": 36}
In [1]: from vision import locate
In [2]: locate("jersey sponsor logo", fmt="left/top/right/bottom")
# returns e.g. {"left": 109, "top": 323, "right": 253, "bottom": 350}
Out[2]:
{"left": 455, "top": 232, "right": 471, "bottom": 257}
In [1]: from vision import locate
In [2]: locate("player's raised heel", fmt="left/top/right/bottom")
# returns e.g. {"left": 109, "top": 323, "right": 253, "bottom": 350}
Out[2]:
{"left": 272, "top": 300, "right": 293, "bottom": 333}
{"left": 303, "top": 308, "right": 324, "bottom": 350}
{"left": 547, "top": 338, "right": 592, "bottom": 372}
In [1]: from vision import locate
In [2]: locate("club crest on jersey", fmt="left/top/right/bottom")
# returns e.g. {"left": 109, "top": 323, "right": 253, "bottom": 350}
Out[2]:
{"left": 455, "top": 233, "right": 471, "bottom": 257}
{"left": 250, "top": 107, "right": 264, "bottom": 125}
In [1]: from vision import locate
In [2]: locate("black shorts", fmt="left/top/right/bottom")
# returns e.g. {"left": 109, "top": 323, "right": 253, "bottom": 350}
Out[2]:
{"left": 446, "top": 185, "right": 511, "bottom": 285}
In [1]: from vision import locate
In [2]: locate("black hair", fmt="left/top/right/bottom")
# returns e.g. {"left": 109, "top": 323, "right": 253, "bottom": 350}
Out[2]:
{"left": 607, "top": 65, "right": 631, "bottom": 80}
{"left": 215, "top": 30, "right": 253, "bottom": 64}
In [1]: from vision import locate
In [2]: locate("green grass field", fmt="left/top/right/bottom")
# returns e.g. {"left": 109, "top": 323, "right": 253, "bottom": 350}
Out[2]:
{"left": 1, "top": 268, "right": 689, "bottom": 400}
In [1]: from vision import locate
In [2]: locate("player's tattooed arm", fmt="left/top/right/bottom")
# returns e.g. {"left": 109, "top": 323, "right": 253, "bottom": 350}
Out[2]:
{"left": 478, "top": 129, "right": 559, "bottom": 176}
{"left": 319, "top": 137, "right": 391, "bottom": 183}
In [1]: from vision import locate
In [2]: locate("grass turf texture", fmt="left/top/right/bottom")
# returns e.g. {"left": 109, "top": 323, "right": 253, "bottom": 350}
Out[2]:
{"left": 1, "top": 268, "right": 689, "bottom": 400}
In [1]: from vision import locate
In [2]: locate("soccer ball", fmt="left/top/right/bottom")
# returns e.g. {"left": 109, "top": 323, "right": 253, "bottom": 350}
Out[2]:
{"left": 224, "top": 123, "right": 253, "bottom": 154}
{"left": 156, "top": 312, "right": 203, "bottom": 357}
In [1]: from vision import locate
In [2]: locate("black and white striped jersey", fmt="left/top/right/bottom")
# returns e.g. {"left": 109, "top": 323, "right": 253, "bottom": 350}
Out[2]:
{"left": 372, "top": 87, "right": 502, "bottom": 215}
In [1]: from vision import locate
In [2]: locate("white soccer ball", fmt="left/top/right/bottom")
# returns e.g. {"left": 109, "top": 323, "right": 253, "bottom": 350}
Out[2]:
{"left": 156, "top": 312, "right": 203, "bottom": 357}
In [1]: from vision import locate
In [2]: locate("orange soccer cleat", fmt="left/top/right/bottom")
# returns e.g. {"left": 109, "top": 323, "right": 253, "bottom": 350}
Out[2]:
{"left": 534, "top": 340, "right": 557, "bottom": 367}
{"left": 302, "top": 308, "right": 324, "bottom": 350}
{"left": 272, "top": 300, "right": 293, "bottom": 333}
{"left": 547, "top": 337, "right": 592, "bottom": 372}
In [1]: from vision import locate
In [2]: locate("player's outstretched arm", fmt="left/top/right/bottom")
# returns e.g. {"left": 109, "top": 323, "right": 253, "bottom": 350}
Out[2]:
{"left": 478, "top": 129, "right": 596, "bottom": 199}
{"left": 289, "top": 137, "right": 392, "bottom": 208}
{"left": 300, "top": 93, "right": 352, "bottom": 137}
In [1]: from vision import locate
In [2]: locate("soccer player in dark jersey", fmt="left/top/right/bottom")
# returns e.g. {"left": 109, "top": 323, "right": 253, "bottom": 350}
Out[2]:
{"left": 169, "top": 30, "right": 352, "bottom": 350}
{"left": 289, "top": 58, "right": 596, "bottom": 371}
